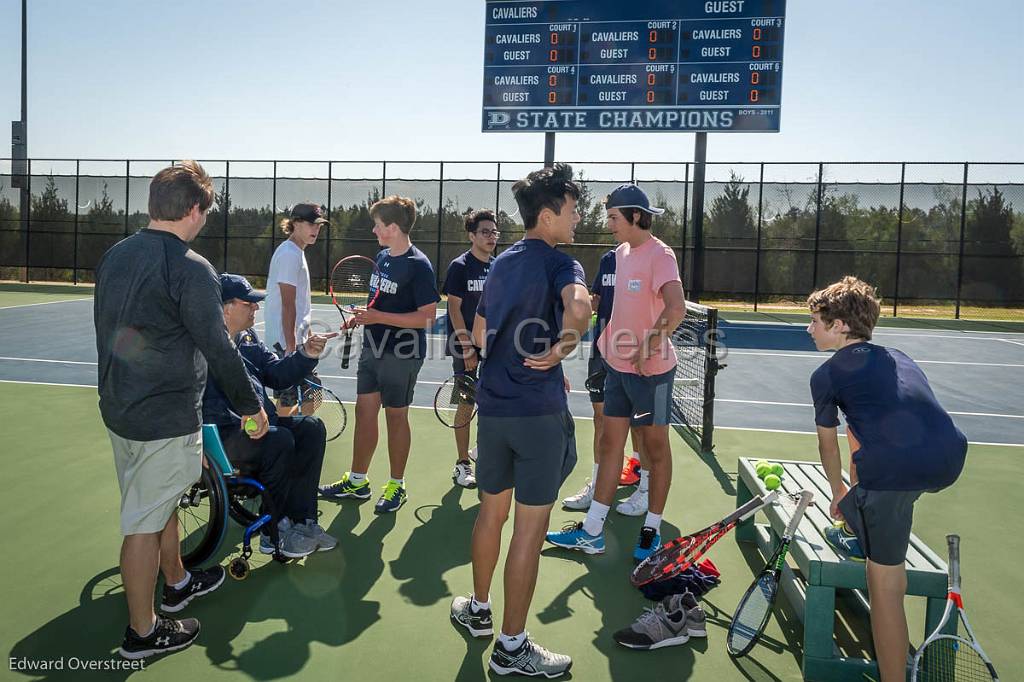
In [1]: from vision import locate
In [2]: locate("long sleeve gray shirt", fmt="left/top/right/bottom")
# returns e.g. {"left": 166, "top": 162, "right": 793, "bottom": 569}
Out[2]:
{"left": 94, "top": 228, "right": 260, "bottom": 441}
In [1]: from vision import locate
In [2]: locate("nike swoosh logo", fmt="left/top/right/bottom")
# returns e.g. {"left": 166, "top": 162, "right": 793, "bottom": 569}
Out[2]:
{"left": 633, "top": 412, "right": 652, "bottom": 419}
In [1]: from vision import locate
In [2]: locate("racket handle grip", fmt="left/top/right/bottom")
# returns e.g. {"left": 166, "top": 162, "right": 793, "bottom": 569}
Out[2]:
{"left": 340, "top": 333, "right": 354, "bottom": 369}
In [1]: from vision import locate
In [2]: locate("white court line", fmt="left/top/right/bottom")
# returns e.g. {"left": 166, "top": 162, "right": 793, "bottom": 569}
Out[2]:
{"left": 717, "top": 396, "right": 1023, "bottom": 420}
{"left": 0, "top": 356, "right": 96, "bottom": 366}
{"left": 713, "top": 424, "right": 1024, "bottom": 448}
{"left": 0, "top": 297, "right": 91, "bottom": 310}
{"left": 724, "top": 350, "right": 1024, "bottom": 368}
{"left": 999, "top": 339, "right": 1024, "bottom": 347}
{"left": 721, "top": 323, "right": 1024, "bottom": 342}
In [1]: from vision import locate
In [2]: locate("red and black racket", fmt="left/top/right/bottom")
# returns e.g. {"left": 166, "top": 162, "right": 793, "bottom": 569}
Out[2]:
{"left": 630, "top": 490, "right": 780, "bottom": 587}
{"left": 329, "top": 255, "right": 381, "bottom": 369}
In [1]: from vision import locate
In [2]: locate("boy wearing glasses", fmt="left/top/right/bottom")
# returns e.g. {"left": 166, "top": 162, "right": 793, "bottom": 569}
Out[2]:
{"left": 441, "top": 209, "right": 498, "bottom": 488}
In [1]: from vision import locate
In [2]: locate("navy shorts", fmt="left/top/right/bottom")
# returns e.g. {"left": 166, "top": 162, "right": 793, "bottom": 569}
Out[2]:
{"left": 838, "top": 485, "right": 925, "bottom": 566}
{"left": 356, "top": 346, "right": 423, "bottom": 408}
{"left": 476, "top": 410, "right": 578, "bottom": 506}
{"left": 603, "top": 365, "right": 676, "bottom": 426}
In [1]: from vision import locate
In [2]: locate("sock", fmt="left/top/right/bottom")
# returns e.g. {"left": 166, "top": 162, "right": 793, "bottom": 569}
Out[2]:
{"left": 389, "top": 478, "right": 405, "bottom": 487}
{"left": 136, "top": 618, "right": 157, "bottom": 639}
{"left": 632, "top": 451, "right": 640, "bottom": 461}
{"left": 471, "top": 594, "right": 491, "bottom": 613}
{"left": 644, "top": 512, "right": 663, "bottom": 534}
{"left": 583, "top": 501, "right": 609, "bottom": 536}
{"left": 591, "top": 462, "right": 599, "bottom": 481}
{"left": 348, "top": 471, "right": 367, "bottom": 483}
{"left": 499, "top": 631, "right": 527, "bottom": 651}
{"left": 638, "top": 468, "right": 650, "bottom": 492}
{"left": 171, "top": 571, "right": 191, "bottom": 591}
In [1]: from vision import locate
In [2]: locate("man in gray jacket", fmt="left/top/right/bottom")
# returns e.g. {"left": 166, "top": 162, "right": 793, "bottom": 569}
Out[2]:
{"left": 94, "top": 160, "right": 267, "bottom": 660}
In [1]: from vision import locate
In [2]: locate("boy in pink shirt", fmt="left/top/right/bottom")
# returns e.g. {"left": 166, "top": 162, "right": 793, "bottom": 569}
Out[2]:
{"left": 546, "top": 184, "right": 687, "bottom": 563}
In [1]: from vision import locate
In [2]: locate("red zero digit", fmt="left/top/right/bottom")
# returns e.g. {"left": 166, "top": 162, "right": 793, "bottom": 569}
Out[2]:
{"left": 647, "top": 73, "right": 656, "bottom": 86}
{"left": 550, "top": 49, "right": 558, "bottom": 62}
{"left": 749, "top": 89, "right": 759, "bottom": 102}
{"left": 549, "top": 75, "right": 557, "bottom": 86}
{"left": 551, "top": 32, "right": 558, "bottom": 45}
{"left": 549, "top": 91, "right": 557, "bottom": 104}
{"left": 753, "top": 28, "right": 762, "bottom": 40}
{"left": 648, "top": 47, "right": 657, "bottom": 60}
{"left": 751, "top": 72, "right": 759, "bottom": 84}
{"left": 752, "top": 45, "right": 761, "bottom": 58}
{"left": 647, "top": 91, "right": 655, "bottom": 103}
{"left": 649, "top": 30, "right": 657, "bottom": 42}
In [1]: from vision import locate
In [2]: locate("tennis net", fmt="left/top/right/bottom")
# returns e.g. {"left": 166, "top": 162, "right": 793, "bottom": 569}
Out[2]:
{"left": 669, "top": 301, "right": 723, "bottom": 455}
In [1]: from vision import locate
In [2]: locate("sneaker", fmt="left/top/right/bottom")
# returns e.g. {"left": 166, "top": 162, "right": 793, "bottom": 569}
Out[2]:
{"left": 680, "top": 591, "right": 707, "bottom": 637}
{"left": 489, "top": 635, "right": 572, "bottom": 678}
{"left": 118, "top": 616, "right": 200, "bottom": 660}
{"left": 545, "top": 521, "right": 605, "bottom": 554}
{"left": 159, "top": 565, "right": 225, "bottom": 612}
{"left": 825, "top": 522, "right": 866, "bottom": 562}
{"left": 632, "top": 526, "right": 661, "bottom": 565}
{"left": 453, "top": 460, "right": 477, "bottom": 489}
{"left": 259, "top": 526, "right": 318, "bottom": 559}
{"left": 374, "top": 480, "right": 407, "bottom": 514}
{"left": 619, "top": 457, "right": 641, "bottom": 486}
{"left": 562, "top": 479, "right": 594, "bottom": 510}
{"left": 450, "top": 595, "right": 494, "bottom": 638}
{"left": 294, "top": 519, "right": 338, "bottom": 551}
{"left": 616, "top": 487, "right": 649, "bottom": 516}
{"left": 319, "top": 472, "right": 372, "bottom": 500}
{"left": 612, "top": 593, "right": 690, "bottom": 650}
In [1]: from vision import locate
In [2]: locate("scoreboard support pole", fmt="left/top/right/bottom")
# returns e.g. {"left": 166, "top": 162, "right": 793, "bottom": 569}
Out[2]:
{"left": 544, "top": 132, "right": 556, "bottom": 168}
{"left": 689, "top": 132, "right": 708, "bottom": 303}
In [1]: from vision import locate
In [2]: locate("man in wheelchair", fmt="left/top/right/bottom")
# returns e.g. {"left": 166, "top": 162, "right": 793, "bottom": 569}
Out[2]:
{"left": 203, "top": 273, "right": 339, "bottom": 558}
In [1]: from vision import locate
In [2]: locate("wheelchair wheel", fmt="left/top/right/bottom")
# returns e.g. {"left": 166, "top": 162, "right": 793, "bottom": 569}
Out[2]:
{"left": 227, "top": 481, "right": 262, "bottom": 526}
{"left": 179, "top": 455, "right": 229, "bottom": 568}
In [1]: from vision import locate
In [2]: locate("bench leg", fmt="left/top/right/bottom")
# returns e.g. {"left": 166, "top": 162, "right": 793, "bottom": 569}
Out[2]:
{"left": 804, "top": 585, "right": 836, "bottom": 661}
{"left": 925, "top": 595, "right": 956, "bottom": 637}
{"left": 735, "top": 474, "right": 755, "bottom": 543}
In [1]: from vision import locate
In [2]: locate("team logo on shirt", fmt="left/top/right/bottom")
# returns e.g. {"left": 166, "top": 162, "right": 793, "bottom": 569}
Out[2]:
{"left": 628, "top": 279, "right": 642, "bottom": 291}
{"left": 853, "top": 347, "right": 870, "bottom": 353}
{"left": 467, "top": 278, "right": 486, "bottom": 292}
{"left": 370, "top": 272, "right": 399, "bottom": 295}
{"left": 601, "top": 273, "right": 615, "bottom": 287}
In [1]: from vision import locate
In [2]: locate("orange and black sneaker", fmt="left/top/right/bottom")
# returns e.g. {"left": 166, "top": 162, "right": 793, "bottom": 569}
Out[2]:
{"left": 619, "top": 457, "right": 641, "bottom": 486}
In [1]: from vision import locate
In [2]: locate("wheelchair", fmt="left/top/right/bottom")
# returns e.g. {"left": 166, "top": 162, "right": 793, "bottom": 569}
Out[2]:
{"left": 177, "top": 424, "right": 287, "bottom": 580}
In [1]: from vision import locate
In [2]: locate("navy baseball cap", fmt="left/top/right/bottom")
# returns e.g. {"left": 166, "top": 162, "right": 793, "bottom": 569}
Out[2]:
{"left": 605, "top": 183, "right": 665, "bottom": 215}
{"left": 220, "top": 273, "right": 265, "bottom": 303}
{"left": 290, "top": 202, "right": 329, "bottom": 225}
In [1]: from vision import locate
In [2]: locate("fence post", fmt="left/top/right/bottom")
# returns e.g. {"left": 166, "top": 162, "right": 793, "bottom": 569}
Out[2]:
{"left": 754, "top": 162, "right": 764, "bottom": 312}
{"left": 811, "top": 162, "right": 824, "bottom": 290}
{"left": 325, "top": 161, "right": 333, "bottom": 294}
{"left": 682, "top": 162, "right": 689, "bottom": 291}
{"left": 494, "top": 162, "right": 501, "bottom": 214}
{"left": 436, "top": 161, "right": 444, "bottom": 288}
{"left": 954, "top": 162, "right": 969, "bottom": 319}
{"left": 382, "top": 161, "right": 387, "bottom": 197}
{"left": 630, "top": 162, "right": 635, "bottom": 183}
{"left": 893, "top": 163, "right": 906, "bottom": 317}
{"left": 23, "top": 158, "right": 30, "bottom": 283}
{"left": 73, "top": 160, "right": 80, "bottom": 285}
{"left": 222, "top": 161, "right": 229, "bottom": 272}
{"left": 270, "top": 161, "right": 277, "bottom": 259}
{"left": 124, "top": 160, "right": 131, "bottom": 237}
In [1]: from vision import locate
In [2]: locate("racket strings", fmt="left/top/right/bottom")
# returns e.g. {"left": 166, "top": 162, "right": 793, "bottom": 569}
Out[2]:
{"left": 918, "top": 638, "right": 993, "bottom": 681}
{"left": 434, "top": 376, "right": 476, "bottom": 428}
{"left": 728, "top": 575, "right": 775, "bottom": 651}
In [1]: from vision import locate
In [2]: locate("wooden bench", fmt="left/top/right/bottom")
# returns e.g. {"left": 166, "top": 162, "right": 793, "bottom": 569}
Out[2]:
{"left": 735, "top": 457, "right": 951, "bottom": 681}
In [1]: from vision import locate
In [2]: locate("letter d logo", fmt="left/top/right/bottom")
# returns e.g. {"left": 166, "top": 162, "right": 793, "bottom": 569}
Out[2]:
{"left": 487, "top": 112, "right": 511, "bottom": 129}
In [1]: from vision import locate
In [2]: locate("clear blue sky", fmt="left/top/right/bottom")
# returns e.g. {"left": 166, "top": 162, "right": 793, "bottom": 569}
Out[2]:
{"left": 1, "top": 0, "right": 1021, "bottom": 164}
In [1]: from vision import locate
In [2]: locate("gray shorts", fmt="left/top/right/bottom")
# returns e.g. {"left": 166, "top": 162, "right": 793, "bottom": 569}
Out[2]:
{"left": 108, "top": 429, "right": 203, "bottom": 536}
{"left": 356, "top": 345, "right": 424, "bottom": 408}
{"left": 476, "top": 410, "right": 578, "bottom": 506}
{"left": 603, "top": 365, "right": 676, "bottom": 426}
{"left": 838, "top": 485, "right": 924, "bottom": 566}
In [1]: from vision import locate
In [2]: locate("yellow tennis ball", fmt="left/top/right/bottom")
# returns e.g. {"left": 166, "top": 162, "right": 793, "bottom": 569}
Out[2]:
{"left": 763, "top": 473, "right": 781, "bottom": 490}
{"left": 244, "top": 417, "right": 258, "bottom": 434}
{"left": 770, "top": 463, "right": 784, "bottom": 477}
{"left": 755, "top": 463, "right": 771, "bottom": 479}
{"left": 755, "top": 459, "right": 770, "bottom": 472}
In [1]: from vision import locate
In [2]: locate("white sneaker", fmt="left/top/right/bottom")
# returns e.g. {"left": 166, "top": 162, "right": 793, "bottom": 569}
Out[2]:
{"left": 616, "top": 487, "right": 649, "bottom": 516}
{"left": 562, "top": 479, "right": 594, "bottom": 510}
{"left": 453, "top": 460, "right": 477, "bottom": 488}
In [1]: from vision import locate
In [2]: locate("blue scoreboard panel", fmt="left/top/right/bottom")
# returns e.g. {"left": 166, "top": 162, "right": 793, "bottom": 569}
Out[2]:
{"left": 482, "top": 0, "right": 785, "bottom": 133}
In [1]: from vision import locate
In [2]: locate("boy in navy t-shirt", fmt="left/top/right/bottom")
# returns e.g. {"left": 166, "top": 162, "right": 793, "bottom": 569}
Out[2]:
{"left": 319, "top": 196, "right": 440, "bottom": 515}
{"left": 807, "top": 276, "right": 966, "bottom": 682}
{"left": 441, "top": 209, "right": 497, "bottom": 488}
{"left": 449, "top": 164, "right": 590, "bottom": 678}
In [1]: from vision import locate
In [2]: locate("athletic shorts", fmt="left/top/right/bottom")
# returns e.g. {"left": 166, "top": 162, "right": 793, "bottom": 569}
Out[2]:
{"left": 356, "top": 345, "right": 424, "bottom": 408}
{"left": 476, "top": 410, "right": 578, "bottom": 506}
{"left": 603, "top": 364, "right": 676, "bottom": 426}
{"left": 274, "top": 369, "right": 321, "bottom": 407}
{"left": 587, "top": 354, "right": 606, "bottom": 404}
{"left": 108, "top": 429, "right": 203, "bottom": 536}
{"left": 838, "top": 485, "right": 925, "bottom": 566}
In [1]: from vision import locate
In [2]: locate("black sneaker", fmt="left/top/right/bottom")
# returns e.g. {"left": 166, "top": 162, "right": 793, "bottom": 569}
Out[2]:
{"left": 160, "top": 565, "right": 226, "bottom": 613}
{"left": 450, "top": 595, "right": 494, "bottom": 637}
{"left": 118, "top": 616, "right": 200, "bottom": 660}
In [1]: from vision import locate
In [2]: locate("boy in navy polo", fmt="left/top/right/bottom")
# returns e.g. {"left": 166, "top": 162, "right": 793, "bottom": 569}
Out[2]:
{"left": 319, "top": 196, "right": 440, "bottom": 514}
{"left": 449, "top": 164, "right": 590, "bottom": 678}
{"left": 442, "top": 209, "right": 497, "bottom": 488}
{"left": 807, "top": 276, "right": 967, "bottom": 682}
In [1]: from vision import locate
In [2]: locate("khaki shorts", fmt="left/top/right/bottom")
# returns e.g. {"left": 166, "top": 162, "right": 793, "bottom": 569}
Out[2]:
{"left": 108, "top": 429, "right": 203, "bottom": 536}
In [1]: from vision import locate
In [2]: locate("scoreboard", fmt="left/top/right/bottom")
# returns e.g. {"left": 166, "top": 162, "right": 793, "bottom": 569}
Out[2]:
{"left": 482, "top": 0, "right": 786, "bottom": 133}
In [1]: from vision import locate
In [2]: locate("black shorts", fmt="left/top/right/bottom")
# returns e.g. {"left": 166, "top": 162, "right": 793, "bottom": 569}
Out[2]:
{"left": 356, "top": 346, "right": 423, "bottom": 408}
{"left": 838, "top": 485, "right": 925, "bottom": 566}
{"left": 476, "top": 410, "right": 578, "bottom": 506}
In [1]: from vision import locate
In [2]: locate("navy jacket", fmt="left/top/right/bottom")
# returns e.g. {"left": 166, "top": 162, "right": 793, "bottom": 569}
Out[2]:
{"left": 202, "top": 327, "right": 318, "bottom": 428}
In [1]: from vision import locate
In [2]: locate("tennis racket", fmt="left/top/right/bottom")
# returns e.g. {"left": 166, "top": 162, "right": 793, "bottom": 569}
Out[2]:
{"left": 295, "top": 378, "right": 348, "bottom": 442}
{"left": 329, "top": 255, "right": 381, "bottom": 369}
{"left": 433, "top": 369, "right": 478, "bottom": 429}
{"left": 910, "top": 535, "right": 998, "bottom": 681}
{"left": 584, "top": 367, "right": 606, "bottom": 394}
{"left": 727, "top": 490, "right": 815, "bottom": 657}
{"left": 631, "top": 490, "right": 780, "bottom": 587}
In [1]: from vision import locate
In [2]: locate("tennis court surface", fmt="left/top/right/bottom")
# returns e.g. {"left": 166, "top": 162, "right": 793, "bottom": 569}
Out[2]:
{"left": 2, "top": 284, "right": 1021, "bottom": 680}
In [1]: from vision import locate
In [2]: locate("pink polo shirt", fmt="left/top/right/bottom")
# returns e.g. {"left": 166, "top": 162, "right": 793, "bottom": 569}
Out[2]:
{"left": 597, "top": 235, "right": 682, "bottom": 375}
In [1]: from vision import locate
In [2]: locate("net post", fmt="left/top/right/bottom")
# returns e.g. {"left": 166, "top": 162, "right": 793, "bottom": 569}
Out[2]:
{"left": 754, "top": 163, "right": 764, "bottom": 312}
{"left": 701, "top": 305, "right": 719, "bottom": 454}
{"left": 325, "top": 161, "right": 333, "bottom": 294}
